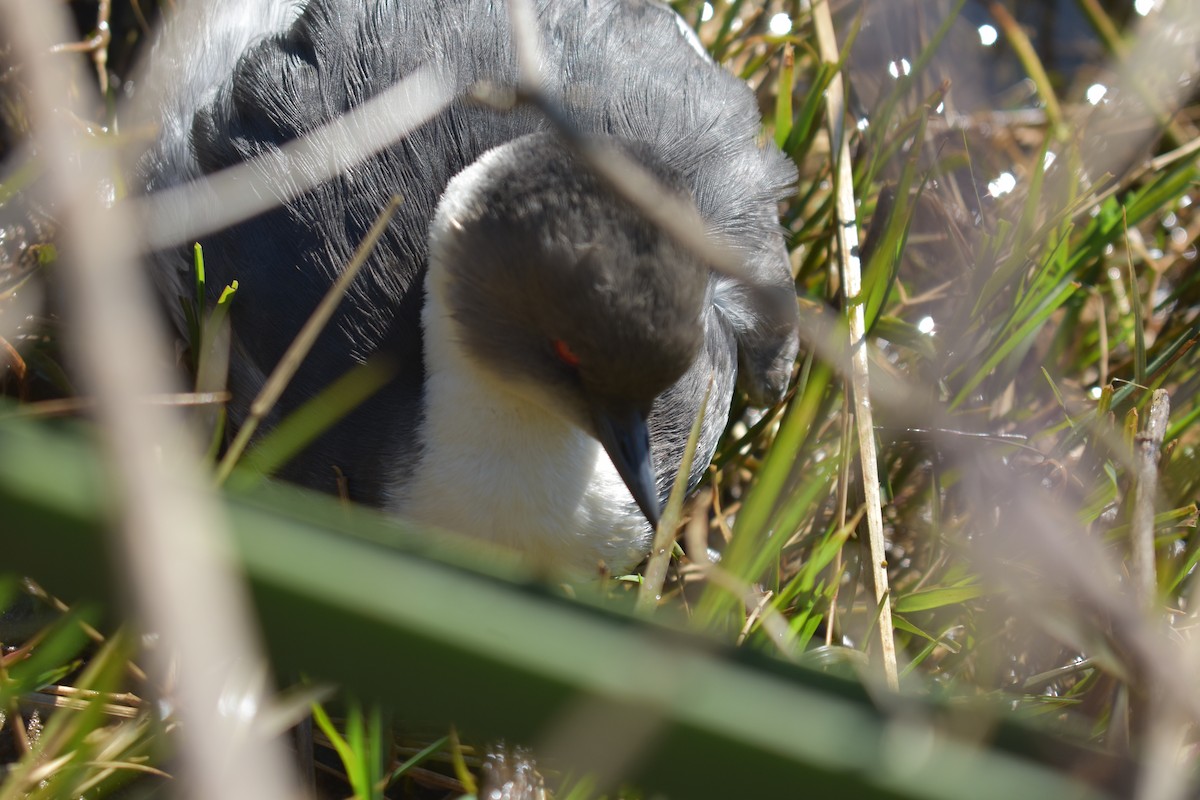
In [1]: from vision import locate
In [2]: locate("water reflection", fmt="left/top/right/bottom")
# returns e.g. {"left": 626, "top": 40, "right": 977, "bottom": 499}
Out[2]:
{"left": 887, "top": 58, "right": 912, "bottom": 79}
{"left": 986, "top": 172, "right": 1016, "bottom": 197}
{"left": 768, "top": 12, "right": 791, "bottom": 36}
{"left": 843, "top": 0, "right": 1199, "bottom": 228}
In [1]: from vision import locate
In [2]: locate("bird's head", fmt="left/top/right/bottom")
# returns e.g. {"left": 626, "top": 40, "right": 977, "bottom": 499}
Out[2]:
{"left": 427, "top": 132, "right": 710, "bottom": 526}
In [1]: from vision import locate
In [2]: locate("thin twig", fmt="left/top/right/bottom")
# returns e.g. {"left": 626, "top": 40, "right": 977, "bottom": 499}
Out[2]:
{"left": 807, "top": 0, "right": 898, "bottom": 690}
{"left": 1, "top": 391, "right": 230, "bottom": 420}
{"left": 49, "top": 0, "right": 111, "bottom": 95}
{"left": 637, "top": 381, "right": 711, "bottom": 613}
{"left": 988, "top": 2, "right": 1063, "bottom": 131}
{"left": 1021, "top": 657, "right": 1095, "bottom": 691}
{"left": 1132, "top": 389, "right": 1170, "bottom": 609}
{"left": 827, "top": 383, "right": 853, "bottom": 647}
{"left": 684, "top": 562, "right": 801, "bottom": 663}
{"left": 1147, "top": 136, "right": 1200, "bottom": 174}
{"left": 21, "top": 691, "right": 141, "bottom": 720}
{"left": 137, "top": 68, "right": 450, "bottom": 252}
{"left": 21, "top": 579, "right": 149, "bottom": 683}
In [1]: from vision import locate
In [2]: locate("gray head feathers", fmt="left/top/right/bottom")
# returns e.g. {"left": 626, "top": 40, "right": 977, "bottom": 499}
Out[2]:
{"left": 432, "top": 133, "right": 708, "bottom": 424}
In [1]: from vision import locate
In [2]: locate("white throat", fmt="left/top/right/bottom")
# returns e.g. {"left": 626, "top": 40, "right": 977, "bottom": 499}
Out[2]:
{"left": 386, "top": 261, "right": 652, "bottom": 576}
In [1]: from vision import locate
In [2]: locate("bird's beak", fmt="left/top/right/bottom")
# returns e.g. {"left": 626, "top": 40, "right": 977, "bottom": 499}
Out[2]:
{"left": 591, "top": 405, "right": 661, "bottom": 528}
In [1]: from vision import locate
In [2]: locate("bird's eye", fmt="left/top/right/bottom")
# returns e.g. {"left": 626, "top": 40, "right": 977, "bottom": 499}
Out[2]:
{"left": 552, "top": 338, "right": 581, "bottom": 368}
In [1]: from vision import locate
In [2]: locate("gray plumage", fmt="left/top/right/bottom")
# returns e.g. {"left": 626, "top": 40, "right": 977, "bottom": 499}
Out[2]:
{"left": 137, "top": 0, "right": 798, "bottom": 572}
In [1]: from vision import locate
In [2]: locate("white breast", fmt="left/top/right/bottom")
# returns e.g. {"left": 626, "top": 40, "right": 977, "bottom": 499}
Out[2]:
{"left": 387, "top": 271, "right": 652, "bottom": 576}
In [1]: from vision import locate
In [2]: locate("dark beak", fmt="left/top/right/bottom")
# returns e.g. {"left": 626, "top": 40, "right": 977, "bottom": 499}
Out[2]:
{"left": 592, "top": 405, "right": 661, "bottom": 528}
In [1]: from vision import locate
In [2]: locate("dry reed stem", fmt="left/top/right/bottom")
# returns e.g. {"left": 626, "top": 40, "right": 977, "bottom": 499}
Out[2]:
{"left": 0, "top": 1, "right": 301, "bottom": 797}
{"left": 1132, "top": 389, "right": 1170, "bottom": 609}
{"left": 806, "top": 0, "right": 899, "bottom": 690}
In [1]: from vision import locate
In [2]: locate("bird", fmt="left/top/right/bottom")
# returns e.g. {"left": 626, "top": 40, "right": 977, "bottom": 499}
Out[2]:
{"left": 135, "top": 0, "right": 799, "bottom": 575}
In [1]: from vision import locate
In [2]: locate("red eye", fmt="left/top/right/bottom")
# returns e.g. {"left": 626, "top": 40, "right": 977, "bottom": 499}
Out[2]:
{"left": 552, "top": 338, "right": 581, "bottom": 368}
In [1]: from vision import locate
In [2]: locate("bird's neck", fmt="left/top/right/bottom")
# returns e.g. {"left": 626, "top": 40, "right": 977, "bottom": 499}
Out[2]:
{"left": 386, "top": 263, "right": 650, "bottom": 576}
